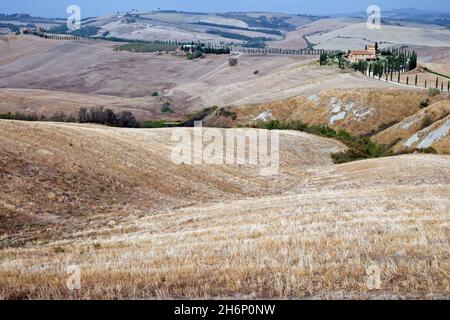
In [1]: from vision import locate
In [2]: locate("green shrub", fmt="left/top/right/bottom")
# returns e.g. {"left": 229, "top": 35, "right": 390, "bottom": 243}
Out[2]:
{"left": 0, "top": 112, "right": 14, "bottom": 120}
{"left": 183, "top": 106, "right": 219, "bottom": 126}
{"left": 421, "top": 115, "right": 433, "bottom": 129}
{"left": 151, "top": 91, "right": 159, "bottom": 97}
{"left": 141, "top": 120, "right": 182, "bottom": 128}
{"left": 193, "top": 50, "right": 204, "bottom": 59}
{"left": 417, "top": 147, "right": 438, "bottom": 154}
{"left": 228, "top": 58, "right": 238, "bottom": 67}
{"left": 161, "top": 102, "right": 173, "bottom": 113}
{"left": 419, "top": 98, "right": 430, "bottom": 108}
{"left": 141, "top": 120, "right": 166, "bottom": 128}
{"left": 429, "top": 88, "right": 441, "bottom": 97}
{"left": 217, "top": 108, "right": 237, "bottom": 120}
{"left": 1, "top": 108, "right": 143, "bottom": 128}
{"left": 256, "top": 119, "right": 392, "bottom": 164}
{"left": 114, "top": 42, "right": 178, "bottom": 53}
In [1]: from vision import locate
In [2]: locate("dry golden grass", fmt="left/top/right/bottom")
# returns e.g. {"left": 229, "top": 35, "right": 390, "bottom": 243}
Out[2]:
{"left": 232, "top": 88, "right": 449, "bottom": 136}
{"left": 0, "top": 88, "right": 166, "bottom": 121}
{"left": 401, "top": 68, "right": 450, "bottom": 88}
{"left": 373, "top": 101, "right": 450, "bottom": 153}
{"left": 0, "top": 121, "right": 449, "bottom": 299}
{"left": 0, "top": 184, "right": 449, "bottom": 299}
{"left": 0, "top": 120, "right": 345, "bottom": 246}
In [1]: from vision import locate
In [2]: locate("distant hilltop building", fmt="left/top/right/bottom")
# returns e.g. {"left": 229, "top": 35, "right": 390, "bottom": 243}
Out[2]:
{"left": 19, "top": 26, "right": 45, "bottom": 34}
{"left": 348, "top": 44, "right": 376, "bottom": 63}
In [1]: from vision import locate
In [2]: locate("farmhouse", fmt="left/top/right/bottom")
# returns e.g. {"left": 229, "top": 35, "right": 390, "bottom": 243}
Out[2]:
{"left": 19, "top": 27, "right": 33, "bottom": 34}
{"left": 348, "top": 44, "right": 376, "bottom": 63}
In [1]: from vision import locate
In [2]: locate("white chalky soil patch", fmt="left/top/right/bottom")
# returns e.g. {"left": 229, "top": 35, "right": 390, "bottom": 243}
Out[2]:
{"left": 403, "top": 133, "right": 421, "bottom": 148}
{"left": 417, "top": 120, "right": 450, "bottom": 149}
{"left": 254, "top": 111, "right": 274, "bottom": 121}
{"left": 307, "top": 95, "right": 319, "bottom": 102}
{"left": 328, "top": 97, "right": 375, "bottom": 125}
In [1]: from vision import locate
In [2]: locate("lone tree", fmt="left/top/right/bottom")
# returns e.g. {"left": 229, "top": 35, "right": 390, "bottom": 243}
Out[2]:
{"left": 319, "top": 52, "right": 328, "bottom": 65}
{"left": 228, "top": 57, "right": 238, "bottom": 67}
{"left": 408, "top": 51, "right": 417, "bottom": 70}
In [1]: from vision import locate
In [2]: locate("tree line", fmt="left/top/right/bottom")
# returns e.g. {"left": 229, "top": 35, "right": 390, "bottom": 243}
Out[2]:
{"left": 180, "top": 42, "right": 231, "bottom": 55}
{"left": 237, "top": 47, "right": 332, "bottom": 56}
{"left": 0, "top": 107, "right": 140, "bottom": 128}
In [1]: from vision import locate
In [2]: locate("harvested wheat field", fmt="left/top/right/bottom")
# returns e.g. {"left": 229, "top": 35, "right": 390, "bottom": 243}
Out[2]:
{"left": 0, "top": 36, "right": 409, "bottom": 118}
{"left": 0, "top": 120, "right": 449, "bottom": 299}
{"left": 307, "top": 23, "right": 450, "bottom": 51}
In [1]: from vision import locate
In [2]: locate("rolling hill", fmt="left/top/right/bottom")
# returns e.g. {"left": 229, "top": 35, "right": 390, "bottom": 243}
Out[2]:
{"left": 1, "top": 8, "right": 450, "bottom": 300}
{"left": 0, "top": 120, "right": 449, "bottom": 299}
{"left": 0, "top": 35, "right": 402, "bottom": 118}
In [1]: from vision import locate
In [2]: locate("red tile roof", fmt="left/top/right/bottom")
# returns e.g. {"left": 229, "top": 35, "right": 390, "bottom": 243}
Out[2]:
{"left": 350, "top": 50, "right": 375, "bottom": 56}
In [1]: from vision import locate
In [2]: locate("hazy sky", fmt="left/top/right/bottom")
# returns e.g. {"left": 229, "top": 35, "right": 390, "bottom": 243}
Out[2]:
{"left": 1, "top": 0, "right": 449, "bottom": 18}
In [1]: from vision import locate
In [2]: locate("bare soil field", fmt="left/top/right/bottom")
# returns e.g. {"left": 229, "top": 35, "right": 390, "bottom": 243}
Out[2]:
{"left": 0, "top": 121, "right": 449, "bottom": 299}
{"left": 405, "top": 46, "right": 450, "bottom": 78}
{"left": 395, "top": 68, "right": 450, "bottom": 89}
{"left": 0, "top": 36, "right": 408, "bottom": 118}
{"left": 0, "top": 36, "right": 230, "bottom": 99}
{"left": 81, "top": 11, "right": 315, "bottom": 44}
{"left": 175, "top": 63, "right": 401, "bottom": 108}
{"left": 307, "top": 23, "right": 450, "bottom": 51}
{"left": 267, "top": 19, "right": 352, "bottom": 49}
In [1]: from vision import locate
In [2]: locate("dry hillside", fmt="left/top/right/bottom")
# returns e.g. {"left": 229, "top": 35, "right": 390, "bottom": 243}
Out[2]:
{"left": 0, "top": 120, "right": 345, "bottom": 246}
{"left": 0, "top": 88, "right": 167, "bottom": 120}
{"left": 307, "top": 23, "right": 450, "bottom": 51}
{"left": 230, "top": 89, "right": 449, "bottom": 133}
{"left": 266, "top": 19, "right": 352, "bottom": 49}
{"left": 0, "top": 36, "right": 408, "bottom": 118}
{"left": 0, "top": 120, "right": 449, "bottom": 299}
{"left": 373, "top": 100, "right": 450, "bottom": 153}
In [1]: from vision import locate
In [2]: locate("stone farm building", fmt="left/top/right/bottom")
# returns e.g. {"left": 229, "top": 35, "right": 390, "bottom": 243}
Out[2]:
{"left": 348, "top": 44, "right": 376, "bottom": 63}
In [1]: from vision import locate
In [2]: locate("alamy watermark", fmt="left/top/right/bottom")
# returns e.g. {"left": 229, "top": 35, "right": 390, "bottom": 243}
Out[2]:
{"left": 66, "top": 5, "right": 81, "bottom": 31}
{"left": 66, "top": 264, "right": 81, "bottom": 291}
{"left": 366, "top": 264, "right": 382, "bottom": 290}
{"left": 171, "top": 122, "right": 280, "bottom": 176}
{"left": 367, "top": 5, "right": 381, "bottom": 30}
